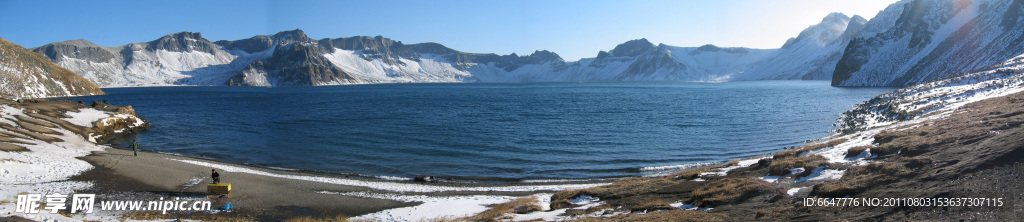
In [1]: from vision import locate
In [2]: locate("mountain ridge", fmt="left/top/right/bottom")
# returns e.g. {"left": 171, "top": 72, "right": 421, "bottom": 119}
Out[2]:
{"left": 33, "top": 9, "right": 864, "bottom": 87}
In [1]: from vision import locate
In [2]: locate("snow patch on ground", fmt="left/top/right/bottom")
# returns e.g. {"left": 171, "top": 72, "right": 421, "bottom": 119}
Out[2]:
{"left": 324, "top": 191, "right": 516, "bottom": 221}
{"left": 0, "top": 106, "right": 108, "bottom": 184}
{"left": 699, "top": 159, "right": 761, "bottom": 177}
{"left": 787, "top": 187, "right": 807, "bottom": 196}
{"left": 62, "top": 108, "right": 110, "bottom": 127}
{"left": 795, "top": 166, "right": 846, "bottom": 183}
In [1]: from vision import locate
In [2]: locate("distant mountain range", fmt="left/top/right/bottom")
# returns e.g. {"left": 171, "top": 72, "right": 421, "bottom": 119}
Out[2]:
{"left": 20, "top": 0, "right": 1024, "bottom": 88}
{"left": 0, "top": 37, "right": 102, "bottom": 99}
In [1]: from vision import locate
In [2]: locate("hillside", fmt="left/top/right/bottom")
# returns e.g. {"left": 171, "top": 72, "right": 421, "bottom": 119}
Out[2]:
{"left": 0, "top": 37, "right": 103, "bottom": 99}
{"left": 833, "top": 0, "right": 1024, "bottom": 86}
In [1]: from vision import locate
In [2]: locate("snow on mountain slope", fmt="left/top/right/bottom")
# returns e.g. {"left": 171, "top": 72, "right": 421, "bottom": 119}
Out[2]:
{"left": 833, "top": 0, "right": 1024, "bottom": 87}
{"left": 0, "top": 37, "right": 103, "bottom": 99}
{"left": 837, "top": 52, "right": 1024, "bottom": 133}
{"left": 466, "top": 41, "right": 775, "bottom": 82}
{"left": 34, "top": 32, "right": 252, "bottom": 87}
{"left": 322, "top": 50, "right": 473, "bottom": 83}
{"left": 41, "top": 5, "right": 1019, "bottom": 88}
{"left": 663, "top": 45, "right": 777, "bottom": 81}
{"left": 735, "top": 13, "right": 866, "bottom": 80}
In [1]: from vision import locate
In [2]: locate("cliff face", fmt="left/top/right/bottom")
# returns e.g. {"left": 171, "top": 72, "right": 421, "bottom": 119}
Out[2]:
{"left": 832, "top": 0, "right": 1024, "bottom": 86}
{"left": 0, "top": 37, "right": 104, "bottom": 99}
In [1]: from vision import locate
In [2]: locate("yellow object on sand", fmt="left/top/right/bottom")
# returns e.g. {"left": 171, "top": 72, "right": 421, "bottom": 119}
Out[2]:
{"left": 208, "top": 183, "right": 231, "bottom": 195}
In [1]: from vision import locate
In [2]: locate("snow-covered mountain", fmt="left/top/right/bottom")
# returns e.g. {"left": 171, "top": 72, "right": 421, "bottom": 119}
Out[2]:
{"left": 33, "top": 32, "right": 256, "bottom": 87}
{"left": 33, "top": 30, "right": 781, "bottom": 87}
{"left": 832, "top": 0, "right": 1024, "bottom": 86}
{"left": 474, "top": 39, "right": 777, "bottom": 82}
{"left": 0, "top": 37, "right": 103, "bottom": 99}
{"left": 734, "top": 13, "right": 867, "bottom": 80}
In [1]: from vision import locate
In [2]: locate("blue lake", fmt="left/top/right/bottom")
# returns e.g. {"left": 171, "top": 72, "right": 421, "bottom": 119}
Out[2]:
{"left": 75, "top": 81, "right": 893, "bottom": 181}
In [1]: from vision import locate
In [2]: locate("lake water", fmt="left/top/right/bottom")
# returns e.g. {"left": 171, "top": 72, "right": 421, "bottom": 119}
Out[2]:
{"left": 75, "top": 81, "right": 893, "bottom": 181}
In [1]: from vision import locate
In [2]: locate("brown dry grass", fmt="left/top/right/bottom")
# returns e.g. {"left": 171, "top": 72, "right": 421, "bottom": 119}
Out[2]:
{"left": 774, "top": 138, "right": 849, "bottom": 159}
{"left": 570, "top": 209, "right": 729, "bottom": 222}
{"left": 767, "top": 154, "right": 828, "bottom": 176}
{"left": 283, "top": 215, "right": 375, "bottom": 222}
{"left": 0, "top": 142, "right": 28, "bottom": 152}
{"left": 754, "top": 206, "right": 792, "bottom": 219}
{"left": 689, "top": 177, "right": 782, "bottom": 207}
{"left": 901, "top": 156, "right": 934, "bottom": 168}
{"left": 565, "top": 204, "right": 613, "bottom": 216}
{"left": 845, "top": 145, "right": 873, "bottom": 158}
{"left": 464, "top": 196, "right": 540, "bottom": 222}
{"left": 669, "top": 167, "right": 711, "bottom": 180}
{"left": 725, "top": 158, "right": 740, "bottom": 166}
{"left": 669, "top": 159, "right": 739, "bottom": 180}
{"left": 551, "top": 177, "right": 677, "bottom": 207}
{"left": 629, "top": 200, "right": 674, "bottom": 212}
{"left": 812, "top": 161, "right": 911, "bottom": 197}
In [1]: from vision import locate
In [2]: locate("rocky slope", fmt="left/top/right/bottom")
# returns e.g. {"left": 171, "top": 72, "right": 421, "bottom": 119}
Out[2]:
{"left": 832, "top": 0, "right": 1024, "bottom": 86}
{"left": 0, "top": 37, "right": 103, "bottom": 99}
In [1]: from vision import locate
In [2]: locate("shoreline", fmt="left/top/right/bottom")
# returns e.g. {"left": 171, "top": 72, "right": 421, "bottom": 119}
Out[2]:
{"left": 73, "top": 147, "right": 415, "bottom": 219}
{"left": 69, "top": 147, "right": 612, "bottom": 220}
{"left": 103, "top": 146, "right": 631, "bottom": 185}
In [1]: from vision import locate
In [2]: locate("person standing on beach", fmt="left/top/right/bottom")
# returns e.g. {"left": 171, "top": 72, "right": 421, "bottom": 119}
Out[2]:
{"left": 131, "top": 140, "right": 140, "bottom": 156}
{"left": 212, "top": 169, "right": 220, "bottom": 183}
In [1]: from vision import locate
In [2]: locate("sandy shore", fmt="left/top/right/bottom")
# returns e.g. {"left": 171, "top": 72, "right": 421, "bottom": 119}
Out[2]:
{"left": 75, "top": 147, "right": 415, "bottom": 219}
{"left": 69, "top": 147, "right": 609, "bottom": 221}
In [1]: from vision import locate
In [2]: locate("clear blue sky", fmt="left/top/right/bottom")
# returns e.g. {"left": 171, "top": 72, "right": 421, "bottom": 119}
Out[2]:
{"left": 0, "top": 0, "right": 898, "bottom": 61}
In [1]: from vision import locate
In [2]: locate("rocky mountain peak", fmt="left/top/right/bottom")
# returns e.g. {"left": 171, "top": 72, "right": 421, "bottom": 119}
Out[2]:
{"left": 840, "top": 15, "right": 869, "bottom": 41}
{"left": 822, "top": 12, "right": 851, "bottom": 23}
{"left": 697, "top": 44, "right": 721, "bottom": 52}
{"left": 850, "top": 14, "right": 868, "bottom": 24}
{"left": 611, "top": 38, "right": 655, "bottom": 57}
{"left": 32, "top": 38, "right": 119, "bottom": 64}
{"left": 216, "top": 35, "right": 273, "bottom": 53}
{"left": 528, "top": 50, "right": 563, "bottom": 63}
{"left": 56, "top": 39, "right": 101, "bottom": 48}
{"left": 271, "top": 29, "right": 313, "bottom": 45}
{"left": 145, "top": 31, "right": 217, "bottom": 53}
